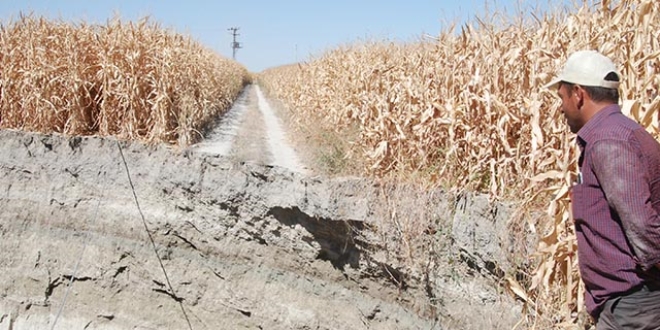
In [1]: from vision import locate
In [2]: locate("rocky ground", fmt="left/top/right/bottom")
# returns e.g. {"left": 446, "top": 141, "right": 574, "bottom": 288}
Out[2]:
{"left": 0, "top": 85, "right": 524, "bottom": 330}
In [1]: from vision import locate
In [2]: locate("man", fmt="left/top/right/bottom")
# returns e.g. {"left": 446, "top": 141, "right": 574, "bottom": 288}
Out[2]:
{"left": 545, "top": 50, "right": 660, "bottom": 329}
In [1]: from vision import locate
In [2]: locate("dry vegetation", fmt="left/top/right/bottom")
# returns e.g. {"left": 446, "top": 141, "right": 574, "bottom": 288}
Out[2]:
{"left": 2, "top": 2, "right": 659, "bottom": 329}
{"left": 258, "top": 0, "right": 660, "bottom": 328}
{"left": 0, "top": 14, "right": 250, "bottom": 145}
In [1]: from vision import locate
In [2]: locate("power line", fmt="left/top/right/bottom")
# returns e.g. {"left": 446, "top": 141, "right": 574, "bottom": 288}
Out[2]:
{"left": 228, "top": 27, "right": 242, "bottom": 60}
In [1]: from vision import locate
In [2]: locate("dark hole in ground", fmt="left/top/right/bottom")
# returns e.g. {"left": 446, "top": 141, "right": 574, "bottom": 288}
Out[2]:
{"left": 267, "top": 206, "right": 365, "bottom": 271}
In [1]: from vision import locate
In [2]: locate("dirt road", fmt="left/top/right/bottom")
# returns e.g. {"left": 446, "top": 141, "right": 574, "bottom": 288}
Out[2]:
{"left": 195, "top": 85, "right": 305, "bottom": 173}
{"left": 0, "top": 85, "right": 522, "bottom": 330}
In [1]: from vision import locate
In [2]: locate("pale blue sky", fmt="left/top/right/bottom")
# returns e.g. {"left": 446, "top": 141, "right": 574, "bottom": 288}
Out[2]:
{"left": 0, "top": 1, "right": 574, "bottom": 72}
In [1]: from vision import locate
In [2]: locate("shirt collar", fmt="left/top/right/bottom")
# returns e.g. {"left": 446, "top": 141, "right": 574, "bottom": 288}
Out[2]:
{"left": 576, "top": 104, "right": 621, "bottom": 147}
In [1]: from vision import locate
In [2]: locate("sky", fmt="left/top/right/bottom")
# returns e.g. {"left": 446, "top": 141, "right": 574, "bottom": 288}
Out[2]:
{"left": 0, "top": 0, "right": 575, "bottom": 72}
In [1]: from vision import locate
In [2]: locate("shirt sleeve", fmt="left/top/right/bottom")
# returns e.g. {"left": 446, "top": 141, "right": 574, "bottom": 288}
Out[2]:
{"left": 591, "top": 139, "right": 660, "bottom": 271}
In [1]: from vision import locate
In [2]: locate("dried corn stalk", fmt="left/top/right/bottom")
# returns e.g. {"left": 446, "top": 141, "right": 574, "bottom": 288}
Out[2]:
{"left": 0, "top": 15, "right": 250, "bottom": 145}
{"left": 260, "top": 0, "right": 660, "bottom": 328}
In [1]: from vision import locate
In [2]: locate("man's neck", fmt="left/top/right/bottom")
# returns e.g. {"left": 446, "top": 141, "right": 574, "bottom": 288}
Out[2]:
{"left": 582, "top": 101, "right": 617, "bottom": 124}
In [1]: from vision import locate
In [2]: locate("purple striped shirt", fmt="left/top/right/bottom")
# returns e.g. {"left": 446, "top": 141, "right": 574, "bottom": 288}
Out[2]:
{"left": 572, "top": 104, "right": 660, "bottom": 318}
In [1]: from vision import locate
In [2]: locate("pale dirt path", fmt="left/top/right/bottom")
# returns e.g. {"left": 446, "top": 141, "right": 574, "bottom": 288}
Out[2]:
{"left": 230, "top": 86, "right": 270, "bottom": 165}
{"left": 195, "top": 84, "right": 306, "bottom": 174}
{"left": 254, "top": 85, "right": 305, "bottom": 173}
{"left": 194, "top": 88, "right": 248, "bottom": 155}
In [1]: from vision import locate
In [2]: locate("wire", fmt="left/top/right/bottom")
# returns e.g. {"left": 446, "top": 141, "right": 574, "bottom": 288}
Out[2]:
{"left": 116, "top": 141, "right": 193, "bottom": 330}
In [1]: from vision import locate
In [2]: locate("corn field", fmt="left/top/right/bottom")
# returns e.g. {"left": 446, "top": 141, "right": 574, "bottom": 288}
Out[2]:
{"left": 2, "top": 1, "right": 659, "bottom": 328}
{"left": 258, "top": 0, "right": 660, "bottom": 328}
{"left": 0, "top": 15, "right": 250, "bottom": 145}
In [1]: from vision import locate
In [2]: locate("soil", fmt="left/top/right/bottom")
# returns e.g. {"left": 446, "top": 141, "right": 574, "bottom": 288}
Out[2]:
{"left": 0, "top": 84, "right": 522, "bottom": 330}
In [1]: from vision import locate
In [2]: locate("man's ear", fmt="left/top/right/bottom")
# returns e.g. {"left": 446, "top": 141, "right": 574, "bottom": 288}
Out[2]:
{"left": 575, "top": 85, "right": 585, "bottom": 109}
{"left": 573, "top": 85, "right": 582, "bottom": 96}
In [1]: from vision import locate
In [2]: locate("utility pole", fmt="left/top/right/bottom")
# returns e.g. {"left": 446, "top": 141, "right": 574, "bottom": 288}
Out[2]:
{"left": 228, "top": 27, "right": 241, "bottom": 60}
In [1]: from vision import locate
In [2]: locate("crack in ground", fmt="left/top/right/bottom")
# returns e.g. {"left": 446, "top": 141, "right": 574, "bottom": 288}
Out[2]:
{"left": 44, "top": 270, "right": 61, "bottom": 302}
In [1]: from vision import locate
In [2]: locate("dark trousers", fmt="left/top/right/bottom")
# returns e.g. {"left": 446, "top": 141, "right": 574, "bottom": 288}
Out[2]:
{"left": 597, "top": 284, "right": 660, "bottom": 330}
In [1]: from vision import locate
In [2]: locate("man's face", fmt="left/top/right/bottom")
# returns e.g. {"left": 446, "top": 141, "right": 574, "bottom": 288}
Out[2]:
{"left": 557, "top": 83, "right": 583, "bottom": 133}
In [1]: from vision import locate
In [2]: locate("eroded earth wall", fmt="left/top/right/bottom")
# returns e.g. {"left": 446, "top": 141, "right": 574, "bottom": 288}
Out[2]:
{"left": 0, "top": 130, "right": 522, "bottom": 330}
